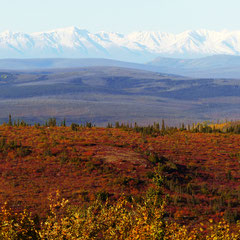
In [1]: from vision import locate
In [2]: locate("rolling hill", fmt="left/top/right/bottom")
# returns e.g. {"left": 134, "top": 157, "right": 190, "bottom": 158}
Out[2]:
{"left": 0, "top": 66, "right": 240, "bottom": 125}
{"left": 2, "top": 55, "right": 240, "bottom": 78}
{"left": 147, "top": 55, "right": 240, "bottom": 78}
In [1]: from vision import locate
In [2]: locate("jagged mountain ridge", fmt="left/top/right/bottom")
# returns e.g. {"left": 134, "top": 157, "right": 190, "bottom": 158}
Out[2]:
{"left": 2, "top": 27, "right": 240, "bottom": 62}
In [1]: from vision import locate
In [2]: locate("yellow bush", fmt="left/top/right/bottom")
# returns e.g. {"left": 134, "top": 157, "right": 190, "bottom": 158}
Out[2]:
{"left": 0, "top": 192, "right": 239, "bottom": 239}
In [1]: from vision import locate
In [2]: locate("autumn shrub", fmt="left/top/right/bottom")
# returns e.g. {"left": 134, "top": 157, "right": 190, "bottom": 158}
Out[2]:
{"left": 146, "top": 171, "right": 155, "bottom": 179}
{"left": 148, "top": 153, "right": 167, "bottom": 165}
{"left": 0, "top": 137, "right": 7, "bottom": 152}
{"left": 16, "top": 146, "right": 32, "bottom": 157}
{"left": 0, "top": 191, "right": 239, "bottom": 239}
{"left": 0, "top": 203, "right": 39, "bottom": 240}
{"left": 95, "top": 190, "right": 110, "bottom": 202}
{"left": 71, "top": 123, "right": 79, "bottom": 131}
{"left": 58, "top": 150, "right": 69, "bottom": 164}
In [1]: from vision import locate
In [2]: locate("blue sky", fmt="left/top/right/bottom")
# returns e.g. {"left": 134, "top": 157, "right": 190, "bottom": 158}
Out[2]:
{"left": 1, "top": 0, "right": 240, "bottom": 33}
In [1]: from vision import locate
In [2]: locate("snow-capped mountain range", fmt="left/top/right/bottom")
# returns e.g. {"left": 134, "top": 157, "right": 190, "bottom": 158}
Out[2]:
{"left": 2, "top": 27, "right": 240, "bottom": 62}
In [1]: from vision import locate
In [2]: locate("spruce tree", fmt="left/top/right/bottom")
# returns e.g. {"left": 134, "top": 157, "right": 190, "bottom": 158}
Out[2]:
{"left": 161, "top": 119, "right": 165, "bottom": 132}
{"left": 8, "top": 114, "right": 12, "bottom": 126}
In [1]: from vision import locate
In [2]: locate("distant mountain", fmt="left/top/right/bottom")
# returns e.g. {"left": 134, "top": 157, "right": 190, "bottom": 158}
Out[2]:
{"left": 0, "top": 58, "right": 178, "bottom": 78}
{"left": 2, "top": 27, "right": 240, "bottom": 62}
{"left": 0, "top": 58, "right": 158, "bottom": 72}
{"left": 2, "top": 55, "right": 240, "bottom": 78}
{"left": 147, "top": 55, "right": 240, "bottom": 78}
{"left": 149, "top": 55, "right": 240, "bottom": 69}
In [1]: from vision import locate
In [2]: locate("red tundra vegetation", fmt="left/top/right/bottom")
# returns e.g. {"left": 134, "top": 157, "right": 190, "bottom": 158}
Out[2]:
{"left": 0, "top": 120, "right": 239, "bottom": 239}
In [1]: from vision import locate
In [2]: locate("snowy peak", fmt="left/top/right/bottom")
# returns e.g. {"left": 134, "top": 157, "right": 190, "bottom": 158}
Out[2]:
{"left": 2, "top": 27, "right": 240, "bottom": 61}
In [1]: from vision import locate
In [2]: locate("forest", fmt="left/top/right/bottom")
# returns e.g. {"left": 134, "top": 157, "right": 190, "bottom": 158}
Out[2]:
{"left": 0, "top": 116, "right": 239, "bottom": 239}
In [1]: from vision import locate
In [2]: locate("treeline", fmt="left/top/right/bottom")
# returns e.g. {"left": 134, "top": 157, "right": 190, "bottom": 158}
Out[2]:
{"left": 5, "top": 115, "right": 64, "bottom": 127}
{"left": 225, "top": 124, "right": 240, "bottom": 134}
{"left": 108, "top": 121, "right": 220, "bottom": 136}
{"left": 110, "top": 121, "right": 240, "bottom": 135}
{"left": 4, "top": 115, "right": 94, "bottom": 130}
{"left": 108, "top": 120, "right": 178, "bottom": 136}
{"left": 4, "top": 115, "right": 240, "bottom": 135}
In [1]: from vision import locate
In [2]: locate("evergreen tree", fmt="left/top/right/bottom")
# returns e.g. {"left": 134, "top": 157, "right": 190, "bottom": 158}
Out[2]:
{"left": 115, "top": 122, "right": 120, "bottom": 128}
{"left": 161, "top": 119, "right": 165, "bottom": 132}
{"left": 61, "top": 118, "right": 66, "bottom": 127}
{"left": 8, "top": 114, "right": 12, "bottom": 126}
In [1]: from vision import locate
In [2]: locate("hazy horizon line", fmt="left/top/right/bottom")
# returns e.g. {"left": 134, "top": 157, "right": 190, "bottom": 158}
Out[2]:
{"left": 1, "top": 26, "right": 240, "bottom": 35}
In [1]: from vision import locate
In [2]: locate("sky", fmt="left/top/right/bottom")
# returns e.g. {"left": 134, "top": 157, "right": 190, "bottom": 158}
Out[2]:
{"left": 1, "top": 0, "right": 240, "bottom": 34}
